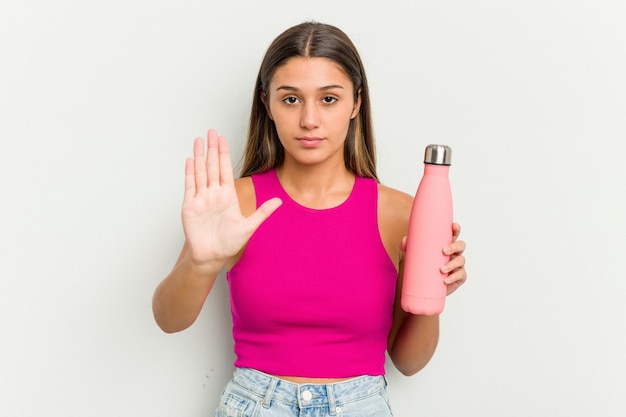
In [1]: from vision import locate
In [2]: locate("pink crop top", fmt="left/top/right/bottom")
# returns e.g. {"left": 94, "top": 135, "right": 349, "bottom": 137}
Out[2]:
{"left": 226, "top": 169, "right": 398, "bottom": 378}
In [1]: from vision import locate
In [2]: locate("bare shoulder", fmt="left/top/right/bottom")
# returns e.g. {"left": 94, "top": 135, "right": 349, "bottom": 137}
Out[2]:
{"left": 377, "top": 184, "right": 413, "bottom": 266}
{"left": 378, "top": 183, "right": 413, "bottom": 225}
{"left": 235, "top": 176, "right": 256, "bottom": 217}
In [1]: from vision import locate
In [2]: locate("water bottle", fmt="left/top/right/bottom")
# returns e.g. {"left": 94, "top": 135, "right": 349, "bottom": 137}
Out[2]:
{"left": 401, "top": 144, "right": 453, "bottom": 315}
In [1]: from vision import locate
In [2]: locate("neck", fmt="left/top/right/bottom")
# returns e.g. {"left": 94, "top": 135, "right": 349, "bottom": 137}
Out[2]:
{"left": 275, "top": 162, "right": 355, "bottom": 210}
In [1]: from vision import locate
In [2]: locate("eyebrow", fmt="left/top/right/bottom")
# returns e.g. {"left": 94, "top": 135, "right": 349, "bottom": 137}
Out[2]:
{"left": 275, "top": 84, "right": 345, "bottom": 92}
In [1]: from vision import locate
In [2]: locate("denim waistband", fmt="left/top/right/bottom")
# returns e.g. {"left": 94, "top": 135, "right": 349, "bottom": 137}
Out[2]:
{"left": 231, "top": 367, "right": 387, "bottom": 409}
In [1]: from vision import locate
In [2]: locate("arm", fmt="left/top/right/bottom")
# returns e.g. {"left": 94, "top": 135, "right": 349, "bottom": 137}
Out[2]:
{"left": 377, "top": 186, "right": 434, "bottom": 375}
{"left": 152, "top": 243, "right": 223, "bottom": 333}
{"left": 387, "top": 258, "right": 441, "bottom": 376}
{"left": 387, "top": 224, "right": 467, "bottom": 375}
{"left": 152, "top": 130, "right": 281, "bottom": 333}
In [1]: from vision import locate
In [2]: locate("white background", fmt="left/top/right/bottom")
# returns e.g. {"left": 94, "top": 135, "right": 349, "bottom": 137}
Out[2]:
{"left": 1, "top": 1, "right": 625, "bottom": 416}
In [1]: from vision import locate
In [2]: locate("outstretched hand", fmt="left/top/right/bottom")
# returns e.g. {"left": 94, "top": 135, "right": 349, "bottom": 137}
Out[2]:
{"left": 400, "top": 222, "right": 467, "bottom": 296}
{"left": 181, "top": 129, "right": 282, "bottom": 267}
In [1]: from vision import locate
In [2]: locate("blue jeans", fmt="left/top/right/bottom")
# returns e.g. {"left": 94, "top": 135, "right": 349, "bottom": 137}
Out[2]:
{"left": 215, "top": 368, "right": 394, "bottom": 417}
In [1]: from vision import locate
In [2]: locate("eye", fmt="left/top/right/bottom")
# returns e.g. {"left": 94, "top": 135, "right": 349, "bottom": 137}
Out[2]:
{"left": 282, "top": 96, "right": 300, "bottom": 105}
{"left": 322, "top": 96, "right": 338, "bottom": 104}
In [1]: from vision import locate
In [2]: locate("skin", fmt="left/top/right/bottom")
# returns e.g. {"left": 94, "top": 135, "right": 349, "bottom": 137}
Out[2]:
{"left": 152, "top": 57, "right": 467, "bottom": 383}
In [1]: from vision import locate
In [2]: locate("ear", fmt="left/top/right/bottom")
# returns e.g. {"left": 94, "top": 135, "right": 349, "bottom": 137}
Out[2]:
{"left": 350, "top": 88, "right": 362, "bottom": 120}
{"left": 261, "top": 91, "right": 273, "bottom": 120}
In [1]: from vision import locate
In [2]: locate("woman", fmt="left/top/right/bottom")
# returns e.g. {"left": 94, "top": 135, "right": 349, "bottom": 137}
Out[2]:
{"left": 153, "top": 21, "right": 467, "bottom": 417}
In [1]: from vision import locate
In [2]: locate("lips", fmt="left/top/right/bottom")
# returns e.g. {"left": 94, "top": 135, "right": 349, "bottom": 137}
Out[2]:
{"left": 297, "top": 137, "right": 323, "bottom": 148}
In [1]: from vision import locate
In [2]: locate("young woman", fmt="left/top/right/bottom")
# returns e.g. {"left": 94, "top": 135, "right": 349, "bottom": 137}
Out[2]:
{"left": 153, "top": 22, "right": 467, "bottom": 417}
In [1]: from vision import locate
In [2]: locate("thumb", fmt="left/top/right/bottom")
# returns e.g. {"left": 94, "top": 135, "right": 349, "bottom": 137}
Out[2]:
{"left": 243, "top": 197, "right": 283, "bottom": 236}
{"left": 399, "top": 236, "right": 408, "bottom": 253}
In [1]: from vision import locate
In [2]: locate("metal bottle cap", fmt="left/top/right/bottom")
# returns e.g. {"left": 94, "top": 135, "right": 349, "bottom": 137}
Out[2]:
{"left": 424, "top": 144, "right": 452, "bottom": 165}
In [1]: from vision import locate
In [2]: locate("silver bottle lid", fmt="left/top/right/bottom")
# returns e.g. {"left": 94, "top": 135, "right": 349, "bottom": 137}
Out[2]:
{"left": 424, "top": 144, "right": 452, "bottom": 165}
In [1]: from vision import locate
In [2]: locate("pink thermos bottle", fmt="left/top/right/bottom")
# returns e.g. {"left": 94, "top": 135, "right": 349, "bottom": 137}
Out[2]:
{"left": 401, "top": 144, "right": 453, "bottom": 315}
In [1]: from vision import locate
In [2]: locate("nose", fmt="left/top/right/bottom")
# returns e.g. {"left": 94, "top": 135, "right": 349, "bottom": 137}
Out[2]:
{"left": 300, "top": 102, "right": 320, "bottom": 130}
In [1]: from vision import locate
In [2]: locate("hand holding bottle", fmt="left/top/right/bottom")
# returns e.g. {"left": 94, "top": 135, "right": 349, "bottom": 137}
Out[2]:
{"left": 441, "top": 223, "right": 467, "bottom": 296}
{"left": 400, "top": 223, "right": 467, "bottom": 297}
{"left": 401, "top": 145, "right": 467, "bottom": 315}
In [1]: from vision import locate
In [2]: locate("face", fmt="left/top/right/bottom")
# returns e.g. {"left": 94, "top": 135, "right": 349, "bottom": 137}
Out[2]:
{"left": 263, "top": 57, "right": 362, "bottom": 168}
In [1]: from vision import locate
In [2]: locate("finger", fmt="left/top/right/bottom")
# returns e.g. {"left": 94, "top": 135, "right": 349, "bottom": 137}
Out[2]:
{"left": 451, "top": 222, "right": 461, "bottom": 241}
{"left": 193, "top": 137, "right": 208, "bottom": 190}
{"left": 444, "top": 267, "right": 467, "bottom": 286}
{"left": 218, "top": 135, "right": 235, "bottom": 186}
{"left": 443, "top": 239, "right": 466, "bottom": 256}
{"left": 206, "top": 129, "right": 220, "bottom": 185}
{"left": 445, "top": 275, "right": 466, "bottom": 295}
{"left": 183, "top": 157, "right": 195, "bottom": 202}
{"left": 441, "top": 254, "right": 465, "bottom": 275}
{"left": 243, "top": 197, "right": 283, "bottom": 236}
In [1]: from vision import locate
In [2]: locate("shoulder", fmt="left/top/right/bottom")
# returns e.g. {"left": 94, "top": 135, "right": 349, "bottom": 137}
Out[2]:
{"left": 235, "top": 176, "right": 256, "bottom": 217}
{"left": 377, "top": 183, "right": 413, "bottom": 226}
{"left": 377, "top": 183, "right": 413, "bottom": 266}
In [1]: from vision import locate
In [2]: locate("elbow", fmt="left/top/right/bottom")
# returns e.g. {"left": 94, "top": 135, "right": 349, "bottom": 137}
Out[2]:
{"left": 152, "top": 309, "right": 174, "bottom": 333}
{"left": 152, "top": 297, "right": 189, "bottom": 334}
{"left": 388, "top": 336, "right": 439, "bottom": 377}
{"left": 397, "top": 365, "right": 421, "bottom": 377}
{"left": 154, "top": 318, "right": 180, "bottom": 334}
{"left": 398, "top": 359, "right": 432, "bottom": 376}
{"left": 153, "top": 313, "right": 191, "bottom": 334}
{"left": 392, "top": 356, "right": 432, "bottom": 377}
{"left": 152, "top": 305, "right": 192, "bottom": 334}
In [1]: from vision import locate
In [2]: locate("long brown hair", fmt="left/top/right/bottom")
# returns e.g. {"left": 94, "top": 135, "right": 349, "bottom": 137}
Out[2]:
{"left": 239, "top": 22, "right": 378, "bottom": 180}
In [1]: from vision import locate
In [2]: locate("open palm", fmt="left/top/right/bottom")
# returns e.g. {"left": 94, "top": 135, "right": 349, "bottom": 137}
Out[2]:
{"left": 182, "top": 130, "right": 281, "bottom": 266}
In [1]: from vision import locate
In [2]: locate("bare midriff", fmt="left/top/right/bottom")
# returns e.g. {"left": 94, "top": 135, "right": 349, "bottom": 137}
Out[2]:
{"left": 272, "top": 375, "right": 354, "bottom": 384}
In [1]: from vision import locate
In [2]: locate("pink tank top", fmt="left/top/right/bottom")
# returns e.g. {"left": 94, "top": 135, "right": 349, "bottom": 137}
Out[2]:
{"left": 226, "top": 169, "right": 398, "bottom": 378}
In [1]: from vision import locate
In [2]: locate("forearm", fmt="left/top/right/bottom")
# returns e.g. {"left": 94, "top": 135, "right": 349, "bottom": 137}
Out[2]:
{"left": 152, "top": 255, "right": 222, "bottom": 333}
{"left": 388, "top": 313, "right": 440, "bottom": 376}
